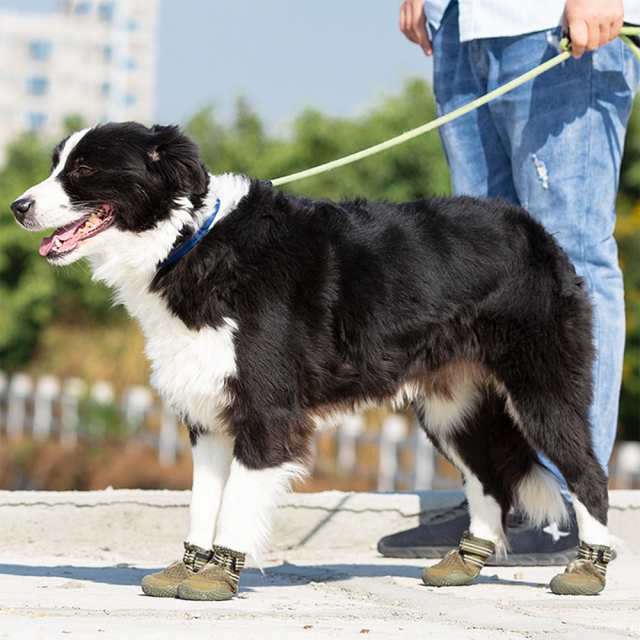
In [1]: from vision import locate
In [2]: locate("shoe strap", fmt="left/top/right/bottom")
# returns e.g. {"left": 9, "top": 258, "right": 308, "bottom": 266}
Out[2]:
{"left": 211, "top": 544, "right": 246, "bottom": 591}
{"left": 183, "top": 541, "right": 213, "bottom": 573}
{"left": 458, "top": 531, "right": 495, "bottom": 569}
{"left": 577, "top": 541, "right": 612, "bottom": 577}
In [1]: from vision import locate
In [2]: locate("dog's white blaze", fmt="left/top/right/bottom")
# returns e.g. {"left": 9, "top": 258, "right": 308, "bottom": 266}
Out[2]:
{"left": 52, "top": 128, "right": 91, "bottom": 176}
{"left": 515, "top": 464, "right": 568, "bottom": 527}
{"left": 215, "top": 459, "right": 307, "bottom": 563}
{"left": 571, "top": 494, "right": 609, "bottom": 546}
{"left": 186, "top": 431, "right": 234, "bottom": 549}
{"left": 17, "top": 128, "right": 91, "bottom": 230}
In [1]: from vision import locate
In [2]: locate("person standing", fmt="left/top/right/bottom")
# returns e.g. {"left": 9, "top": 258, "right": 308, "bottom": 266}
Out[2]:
{"left": 379, "top": 0, "right": 639, "bottom": 565}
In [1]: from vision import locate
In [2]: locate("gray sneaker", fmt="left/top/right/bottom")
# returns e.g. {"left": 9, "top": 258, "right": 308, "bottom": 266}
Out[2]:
{"left": 378, "top": 499, "right": 581, "bottom": 566}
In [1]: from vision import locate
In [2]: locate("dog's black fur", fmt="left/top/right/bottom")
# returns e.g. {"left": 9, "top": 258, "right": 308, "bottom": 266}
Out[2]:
{"left": 16, "top": 123, "right": 609, "bottom": 529}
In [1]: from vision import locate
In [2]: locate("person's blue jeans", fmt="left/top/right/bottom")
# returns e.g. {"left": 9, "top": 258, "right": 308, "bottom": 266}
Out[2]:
{"left": 430, "top": 1, "right": 639, "bottom": 489}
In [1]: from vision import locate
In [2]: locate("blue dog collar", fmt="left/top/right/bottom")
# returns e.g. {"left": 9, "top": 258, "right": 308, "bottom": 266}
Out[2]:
{"left": 158, "top": 198, "right": 221, "bottom": 272}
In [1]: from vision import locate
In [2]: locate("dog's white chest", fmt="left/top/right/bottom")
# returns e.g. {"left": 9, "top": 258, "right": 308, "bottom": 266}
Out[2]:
{"left": 145, "top": 321, "right": 237, "bottom": 428}
{"left": 124, "top": 288, "right": 238, "bottom": 429}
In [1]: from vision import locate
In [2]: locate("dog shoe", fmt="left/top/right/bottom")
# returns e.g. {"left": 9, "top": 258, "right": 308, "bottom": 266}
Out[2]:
{"left": 422, "top": 531, "right": 495, "bottom": 587}
{"left": 141, "top": 541, "right": 213, "bottom": 598}
{"left": 177, "top": 544, "right": 246, "bottom": 601}
{"left": 550, "top": 542, "right": 612, "bottom": 595}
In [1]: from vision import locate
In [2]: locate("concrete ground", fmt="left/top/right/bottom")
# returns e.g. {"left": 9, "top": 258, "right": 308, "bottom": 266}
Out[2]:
{"left": 0, "top": 490, "right": 639, "bottom": 639}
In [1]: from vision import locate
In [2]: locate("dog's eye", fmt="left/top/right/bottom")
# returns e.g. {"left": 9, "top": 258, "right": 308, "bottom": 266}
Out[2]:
{"left": 75, "top": 165, "right": 96, "bottom": 178}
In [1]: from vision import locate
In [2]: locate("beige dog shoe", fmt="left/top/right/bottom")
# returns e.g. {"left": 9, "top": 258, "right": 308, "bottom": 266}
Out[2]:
{"left": 550, "top": 542, "right": 612, "bottom": 596}
{"left": 177, "top": 545, "right": 246, "bottom": 601}
{"left": 422, "top": 531, "right": 495, "bottom": 587}
{"left": 141, "top": 541, "right": 213, "bottom": 598}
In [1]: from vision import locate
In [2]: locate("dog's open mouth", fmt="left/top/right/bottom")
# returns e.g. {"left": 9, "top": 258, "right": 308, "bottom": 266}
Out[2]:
{"left": 39, "top": 205, "right": 114, "bottom": 258}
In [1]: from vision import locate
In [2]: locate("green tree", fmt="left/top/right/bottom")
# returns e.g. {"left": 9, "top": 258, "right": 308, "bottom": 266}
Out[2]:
{"left": 187, "top": 80, "right": 450, "bottom": 202}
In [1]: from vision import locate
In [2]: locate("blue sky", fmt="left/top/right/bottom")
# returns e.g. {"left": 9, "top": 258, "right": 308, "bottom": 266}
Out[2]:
{"left": 1, "top": 0, "right": 434, "bottom": 131}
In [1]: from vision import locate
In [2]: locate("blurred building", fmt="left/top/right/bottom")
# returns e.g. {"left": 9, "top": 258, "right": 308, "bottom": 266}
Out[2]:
{"left": 0, "top": 0, "right": 158, "bottom": 162}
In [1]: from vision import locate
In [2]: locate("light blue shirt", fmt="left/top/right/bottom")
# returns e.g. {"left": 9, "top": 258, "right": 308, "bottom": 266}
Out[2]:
{"left": 425, "top": 0, "right": 640, "bottom": 42}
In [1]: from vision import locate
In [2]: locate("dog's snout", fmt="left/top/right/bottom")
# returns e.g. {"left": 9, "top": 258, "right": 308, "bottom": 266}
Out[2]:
{"left": 10, "top": 197, "right": 35, "bottom": 221}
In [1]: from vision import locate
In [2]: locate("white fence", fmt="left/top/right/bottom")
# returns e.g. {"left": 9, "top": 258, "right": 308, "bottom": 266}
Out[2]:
{"left": 0, "top": 371, "right": 440, "bottom": 491}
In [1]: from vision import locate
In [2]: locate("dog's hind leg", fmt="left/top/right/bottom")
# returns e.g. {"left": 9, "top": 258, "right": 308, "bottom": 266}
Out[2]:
{"left": 416, "top": 385, "right": 517, "bottom": 586}
{"left": 488, "top": 289, "right": 612, "bottom": 594}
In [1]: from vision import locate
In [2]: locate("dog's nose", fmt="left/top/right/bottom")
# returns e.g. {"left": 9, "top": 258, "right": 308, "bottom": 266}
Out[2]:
{"left": 10, "top": 197, "right": 34, "bottom": 222}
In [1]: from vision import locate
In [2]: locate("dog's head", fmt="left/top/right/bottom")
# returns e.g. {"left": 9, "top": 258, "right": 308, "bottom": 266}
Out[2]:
{"left": 10, "top": 122, "right": 208, "bottom": 266}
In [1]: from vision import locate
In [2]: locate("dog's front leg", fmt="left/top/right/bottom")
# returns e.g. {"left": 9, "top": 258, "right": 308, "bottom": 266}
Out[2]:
{"left": 142, "top": 429, "right": 233, "bottom": 598}
{"left": 176, "top": 457, "right": 303, "bottom": 601}
{"left": 186, "top": 429, "right": 234, "bottom": 550}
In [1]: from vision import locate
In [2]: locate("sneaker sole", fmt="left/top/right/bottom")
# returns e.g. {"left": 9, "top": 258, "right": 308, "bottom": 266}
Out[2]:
{"left": 378, "top": 543, "right": 578, "bottom": 567}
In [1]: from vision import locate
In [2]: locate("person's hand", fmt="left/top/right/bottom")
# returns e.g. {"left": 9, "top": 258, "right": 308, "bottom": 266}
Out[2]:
{"left": 564, "top": 0, "right": 624, "bottom": 58}
{"left": 400, "top": 0, "right": 432, "bottom": 56}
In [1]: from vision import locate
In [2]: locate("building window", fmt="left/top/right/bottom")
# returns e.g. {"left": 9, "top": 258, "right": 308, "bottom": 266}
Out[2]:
{"left": 74, "top": 1, "right": 92, "bottom": 15}
{"left": 101, "top": 82, "right": 111, "bottom": 97}
{"left": 98, "top": 2, "right": 115, "bottom": 23}
{"left": 26, "top": 112, "right": 47, "bottom": 131}
{"left": 124, "top": 57, "right": 138, "bottom": 71}
{"left": 29, "top": 40, "right": 53, "bottom": 61}
{"left": 26, "top": 76, "right": 49, "bottom": 96}
{"left": 123, "top": 94, "right": 137, "bottom": 107}
{"left": 125, "top": 18, "right": 140, "bottom": 31}
{"left": 103, "top": 45, "right": 113, "bottom": 62}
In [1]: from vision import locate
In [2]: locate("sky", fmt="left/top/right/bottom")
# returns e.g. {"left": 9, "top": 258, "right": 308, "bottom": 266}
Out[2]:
{"left": 0, "top": 0, "right": 434, "bottom": 132}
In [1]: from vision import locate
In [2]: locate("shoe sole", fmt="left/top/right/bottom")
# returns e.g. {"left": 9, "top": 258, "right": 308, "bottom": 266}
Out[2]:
{"left": 177, "top": 584, "right": 234, "bottom": 601}
{"left": 378, "top": 543, "right": 577, "bottom": 567}
{"left": 141, "top": 581, "right": 179, "bottom": 598}
{"left": 549, "top": 576, "right": 604, "bottom": 596}
{"left": 422, "top": 571, "right": 477, "bottom": 587}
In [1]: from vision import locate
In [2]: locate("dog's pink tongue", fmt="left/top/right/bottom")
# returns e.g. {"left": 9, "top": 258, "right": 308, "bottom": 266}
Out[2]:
{"left": 39, "top": 236, "right": 56, "bottom": 257}
{"left": 38, "top": 218, "right": 86, "bottom": 257}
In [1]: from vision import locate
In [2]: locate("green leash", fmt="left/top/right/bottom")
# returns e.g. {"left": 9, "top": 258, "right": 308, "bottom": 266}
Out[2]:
{"left": 271, "top": 26, "right": 640, "bottom": 188}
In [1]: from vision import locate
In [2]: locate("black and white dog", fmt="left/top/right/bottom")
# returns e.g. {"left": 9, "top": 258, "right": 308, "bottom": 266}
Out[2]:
{"left": 11, "top": 123, "right": 610, "bottom": 595}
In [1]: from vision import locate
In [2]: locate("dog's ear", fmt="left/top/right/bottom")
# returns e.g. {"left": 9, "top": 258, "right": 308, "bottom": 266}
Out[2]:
{"left": 147, "top": 125, "right": 208, "bottom": 196}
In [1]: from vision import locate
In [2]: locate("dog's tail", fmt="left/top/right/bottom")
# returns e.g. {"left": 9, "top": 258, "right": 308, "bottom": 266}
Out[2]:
{"left": 514, "top": 463, "right": 568, "bottom": 527}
